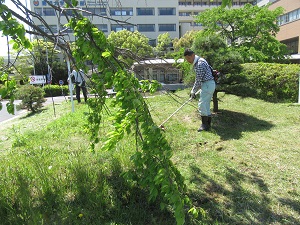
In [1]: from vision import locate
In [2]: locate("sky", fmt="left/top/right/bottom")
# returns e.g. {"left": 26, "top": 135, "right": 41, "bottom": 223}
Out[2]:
{"left": 0, "top": 0, "right": 29, "bottom": 57}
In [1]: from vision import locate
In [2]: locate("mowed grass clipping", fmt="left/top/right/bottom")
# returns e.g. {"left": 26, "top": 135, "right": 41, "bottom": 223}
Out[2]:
{"left": 0, "top": 90, "right": 299, "bottom": 225}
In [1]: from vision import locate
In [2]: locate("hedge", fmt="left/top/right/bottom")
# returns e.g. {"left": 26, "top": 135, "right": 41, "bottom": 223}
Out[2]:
{"left": 43, "top": 84, "right": 69, "bottom": 97}
{"left": 222, "top": 63, "right": 300, "bottom": 103}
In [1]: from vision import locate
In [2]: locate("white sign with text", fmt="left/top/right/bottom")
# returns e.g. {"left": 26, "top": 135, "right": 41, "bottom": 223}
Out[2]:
{"left": 29, "top": 75, "right": 46, "bottom": 84}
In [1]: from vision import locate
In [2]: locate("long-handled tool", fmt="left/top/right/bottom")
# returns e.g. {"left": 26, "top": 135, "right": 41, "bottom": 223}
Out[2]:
{"left": 159, "top": 90, "right": 200, "bottom": 129}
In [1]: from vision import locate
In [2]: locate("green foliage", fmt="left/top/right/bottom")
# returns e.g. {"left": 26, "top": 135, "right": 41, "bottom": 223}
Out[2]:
{"left": 196, "top": 4, "right": 288, "bottom": 62}
{"left": 15, "top": 84, "right": 46, "bottom": 112}
{"left": 10, "top": 39, "right": 68, "bottom": 85}
{"left": 236, "top": 63, "right": 300, "bottom": 102}
{"left": 68, "top": 17, "right": 194, "bottom": 224}
{"left": 0, "top": 3, "right": 32, "bottom": 50}
{"left": 139, "top": 80, "right": 162, "bottom": 93}
{"left": 0, "top": 72, "right": 17, "bottom": 114}
{"left": 0, "top": 56, "right": 4, "bottom": 68}
{"left": 107, "top": 30, "right": 153, "bottom": 67}
{"left": 192, "top": 32, "right": 228, "bottom": 65}
{"left": 43, "top": 84, "right": 69, "bottom": 97}
{"left": 173, "top": 30, "right": 199, "bottom": 51}
{"left": 10, "top": 55, "right": 33, "bottom": 83}
{"left": 29, "top": 40, "right": 66, "bottom": 77}
{"left": 221, "top": 0, "right": 232, "bottom": 7}
{"left": 154, "top": 32, "right": 172, "bottom": 57}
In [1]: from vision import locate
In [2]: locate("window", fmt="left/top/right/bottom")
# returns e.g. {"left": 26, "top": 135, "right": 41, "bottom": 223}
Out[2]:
{"left": 166, "top": 73, "right": 179, "bottom": 83}
{"left": 137, "top": 24, "right": 155, "bottom": 32}
{"left": 179, "top": 12, "right": 191, "bottom": 16}
{"left": 35, "top": 8, "right": 43, "bottom": 16}
{"left": 95, "top": 24, "right": 108, "bottom": 32}
{"left": 110, "top": 8, "right": 133, "bottom": 16}
{"left": 148, "top": 39, "right": 156, "bottom": 47}
{"left": 179, "top": 2, "right": 191, "bottom": 6}
{"left": 38, "top": 25, "right": 48, "bottom": 33}
{"left": 95, "top": 8, "right": 106, "bottom": 15}
{"left": 284, "top": 14, "right": 289, "bottom": 23}
{"left": 158, "top": 8, "right": 176, "bottom": 16}
{"left": 36, "top": 8, "right": 55, "bottom": 16}
{"left": 192, "top": 22, "right": 202, "bottom": 27}
{"left": 290, "top": 10, "right": 297, "bottom": 21}
{"left": 111, "top": 24, "right": 134, "bottom": 32}
{"left": 158, "top": 24, "right": 176, "bottom": 32}
{"left": 43, "top": 8, "right": 55, "bottom": 16}
{"left": 49, "top": 25, "right": 57, "bottom": 33}
{"left": 38, "top": 25, "right": 57, "bottom": 33}
{"left": 137, "top": 8, "right": 154, "bottom": 16}
{"left": 64, "top": 9, "right": 74, "bottom": 16}
{"left": 153, "top": 69, "right": 165, "bottom": 82}
{"left": 83, "top": 8, "right": 106, "bottom": 16}
{"left": 282, "top": 38, "right": 299, "bottom": 54}
{"left": 210, "top": 2, "right": 218, "bottom": 6}
{"left": 277, "top": 8, "right": 300, "bottom": 26}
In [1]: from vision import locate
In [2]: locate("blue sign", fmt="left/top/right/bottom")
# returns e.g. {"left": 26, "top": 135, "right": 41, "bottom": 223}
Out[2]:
{"left": 59, "top": 80, "right": 64, "bottom": 85}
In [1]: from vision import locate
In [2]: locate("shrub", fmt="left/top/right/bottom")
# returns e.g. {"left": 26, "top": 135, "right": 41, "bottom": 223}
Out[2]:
{"left": 15, "top": 84, "right": 46, "bottom": 112}
{"left": 241, "top": 63, "right": 300, "bottom": 102}
{"left": 43, "top": 84, "right": 69, "bottom": 97}
{"left": 222, "top": 63, "right": 300, "bottom": 102}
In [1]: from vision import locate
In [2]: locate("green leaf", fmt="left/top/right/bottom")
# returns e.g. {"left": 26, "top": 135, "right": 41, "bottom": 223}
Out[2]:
{"left": 101, "top": 51, "right": 111, "bottom": 58}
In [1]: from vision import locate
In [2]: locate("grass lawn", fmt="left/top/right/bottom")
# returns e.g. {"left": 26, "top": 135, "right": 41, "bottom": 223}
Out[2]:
{"left": 0, "top": 90, "right": 299, "bottom": 225}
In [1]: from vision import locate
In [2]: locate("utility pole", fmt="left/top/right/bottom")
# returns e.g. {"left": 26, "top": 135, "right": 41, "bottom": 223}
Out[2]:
{"left": 66, "top": 54, "right": 74, "bottom": 112}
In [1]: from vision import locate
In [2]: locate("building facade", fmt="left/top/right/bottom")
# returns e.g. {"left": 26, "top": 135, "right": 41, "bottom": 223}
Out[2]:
{"left": 29, "top": 0, "right": 254, "bottom": 45}
{"left": 268, "top": 0, "right": 300, "bottom": 62}
{"left": 30, "top": 0, "right": 179, "bottom": 45}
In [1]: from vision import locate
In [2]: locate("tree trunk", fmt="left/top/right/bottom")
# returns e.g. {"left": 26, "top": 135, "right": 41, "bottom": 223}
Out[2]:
{"left": 213, "top": 90, "right": 218, "bottom": 112}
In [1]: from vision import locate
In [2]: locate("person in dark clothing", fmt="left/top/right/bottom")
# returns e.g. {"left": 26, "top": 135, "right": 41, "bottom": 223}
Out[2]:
{"left": 70, "top": 68, "right": 88, "bottom": 103}
{"left": 184, "top": 49, "right": 216, "bottom": 131}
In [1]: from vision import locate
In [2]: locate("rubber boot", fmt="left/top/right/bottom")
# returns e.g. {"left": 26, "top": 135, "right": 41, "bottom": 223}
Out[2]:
{"left": 207, "top": 115, "right": 212, "bottom": 130}
{"left": 198, "top": 116, "right": 209, "bottom": 132}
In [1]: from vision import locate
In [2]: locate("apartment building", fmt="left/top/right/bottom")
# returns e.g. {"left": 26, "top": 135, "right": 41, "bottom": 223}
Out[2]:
{"left": 31, "top": 0, "right": 178, "bottom": 46}
{"left": 30, "top": 0, "right": 254, "bottom": 45}
{"left": 267, "top": 0, "right": 300, "bottom": 63}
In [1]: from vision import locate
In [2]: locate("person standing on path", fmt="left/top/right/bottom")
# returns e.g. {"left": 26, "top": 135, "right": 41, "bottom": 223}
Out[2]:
{"left": 184, "top": 49, "right": 216, "bottom": 131}
{"left": 69, "top": 67, "right": 88, "bottom": 103}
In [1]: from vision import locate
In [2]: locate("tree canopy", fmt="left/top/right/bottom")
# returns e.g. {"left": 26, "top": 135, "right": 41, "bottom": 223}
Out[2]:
{"left": 154, "top": 32, "right": 172, "bottom": 57}
{"left": 196, "top": 4, "right": 288, "bottom": 62}
{"left": 107, "top": 30, "right": 153, "bottom": 67}
{"left": 172, "top": 30, "right": 199, "bottom": 52}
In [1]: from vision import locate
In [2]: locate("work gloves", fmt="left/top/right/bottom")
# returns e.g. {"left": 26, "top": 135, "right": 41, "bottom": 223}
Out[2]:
{"left": 190, "top": 92, "right": 196, "bottom": 99}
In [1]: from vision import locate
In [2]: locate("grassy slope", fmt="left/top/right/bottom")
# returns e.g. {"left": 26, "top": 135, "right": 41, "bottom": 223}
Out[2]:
{"left": 0, "top": 90, "right": 299, "bottom": 225}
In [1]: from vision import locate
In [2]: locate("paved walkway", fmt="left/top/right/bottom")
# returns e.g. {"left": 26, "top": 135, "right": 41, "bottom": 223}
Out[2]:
{"left": 0, "top": 96, "right": 68, "bottom": 124}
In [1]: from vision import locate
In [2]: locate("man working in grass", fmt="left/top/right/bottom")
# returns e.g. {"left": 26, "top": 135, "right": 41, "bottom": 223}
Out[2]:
{"left": 184, "top": 48, "right": 216, "bottom": 131}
